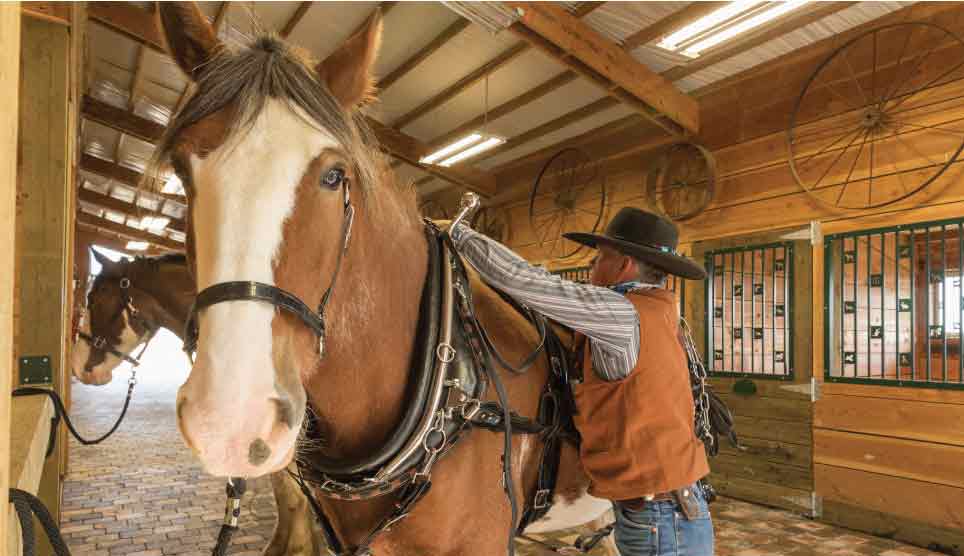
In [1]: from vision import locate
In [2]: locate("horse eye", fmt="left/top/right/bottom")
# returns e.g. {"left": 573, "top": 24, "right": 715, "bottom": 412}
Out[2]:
{"left": 321, "top": 167, "right": 345, "bottom": 190}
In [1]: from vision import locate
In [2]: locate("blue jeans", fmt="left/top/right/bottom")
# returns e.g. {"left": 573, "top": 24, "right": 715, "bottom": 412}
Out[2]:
{"left": 612, "top": 483, "right": 714, "bottom": 556}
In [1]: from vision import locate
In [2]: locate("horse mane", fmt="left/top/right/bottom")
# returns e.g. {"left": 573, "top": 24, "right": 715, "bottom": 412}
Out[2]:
{"left": 147, "top": 34, "right": 385, "bottom": 202}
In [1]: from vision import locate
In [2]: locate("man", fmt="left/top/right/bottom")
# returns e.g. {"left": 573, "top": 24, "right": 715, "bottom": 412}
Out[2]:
{"left": 451, "top": 207, "right": 713, "bottom": 556}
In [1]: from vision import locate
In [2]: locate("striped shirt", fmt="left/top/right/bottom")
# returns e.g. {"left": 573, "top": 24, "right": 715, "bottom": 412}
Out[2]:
{"left": 452, "top": 224, "right": 640, "bottom": 381}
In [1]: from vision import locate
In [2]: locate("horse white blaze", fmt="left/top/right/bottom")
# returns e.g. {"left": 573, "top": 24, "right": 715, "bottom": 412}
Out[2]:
{"left": 71, "top": 312, "right": 141, "bottom": 386}
{"left": 177, "top": 100, "right": 335, "bottom": 477}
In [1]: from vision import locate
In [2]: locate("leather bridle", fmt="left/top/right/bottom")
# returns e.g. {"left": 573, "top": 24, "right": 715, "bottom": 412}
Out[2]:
{"left": 183, "top": 171, "right": 354, "bottom": 357}
{"left": 77, "top": 276, "right": 158, "bottom": 369}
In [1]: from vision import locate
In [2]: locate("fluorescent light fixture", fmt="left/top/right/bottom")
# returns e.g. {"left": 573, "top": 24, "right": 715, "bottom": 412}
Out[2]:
{"left": 681, "top": 0, "right": 810, "bottom": 57}
{"left": 161, "top": 174, "right": 184, "bottom": 195}
{"left": 140, "top": 215, "right": 170, "bottom": 232}
{"left": 438, "top": 137, "right": 505, "bottom": 167}
{"left": 419, "top": 133, "right": 483, "bottom": 165}
{"left": 126, "top": 241, "right": 149, "bottom": 251}
{"left": 658, "top": 0, "right": 764, "bottom": 51}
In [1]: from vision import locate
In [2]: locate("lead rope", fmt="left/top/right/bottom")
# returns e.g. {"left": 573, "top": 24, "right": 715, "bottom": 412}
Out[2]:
{"left": 211, "top": 478, "right": 246, "bottom": 556}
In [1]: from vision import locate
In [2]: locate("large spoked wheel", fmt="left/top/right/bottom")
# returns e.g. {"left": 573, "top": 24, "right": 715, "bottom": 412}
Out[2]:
{"left": 788, "top": 22, "right": 964, "bottom": 210}
{"left": 528, "top": 148, "right": 606, "bottom": 261}
{"left": 472, "top": 206, "right": 508, "bottom": 243}
{"left": 646, "top": 142, "right": 716, "bottom": 221}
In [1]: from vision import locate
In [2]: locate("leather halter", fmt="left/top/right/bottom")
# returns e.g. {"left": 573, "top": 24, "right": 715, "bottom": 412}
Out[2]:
{"left": 77, "top": 277, "right": 157, "bottom": 368}
{"left": 183, "top": 176, "right": 354, "bottom": 356}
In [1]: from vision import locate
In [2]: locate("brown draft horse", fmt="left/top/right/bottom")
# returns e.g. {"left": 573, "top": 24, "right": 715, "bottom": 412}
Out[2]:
{"left": 155, "top": 3, "right": 615, "bottom": 555}
{"left": 70, "top": 251, "right": 327, "bottom": 556}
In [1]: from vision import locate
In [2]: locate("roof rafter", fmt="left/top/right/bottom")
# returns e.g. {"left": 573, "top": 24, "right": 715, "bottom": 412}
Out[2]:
{"left": 621, "top": 2, "right": 728, "bottom": 51}
{"left": 77, "top": 212, "right": 183, "bottom": 251}
{"left": 78, "top": 153, "right": 184, "bottom": 204}
{"left": 377, "top": 18, "right": 471, "bottom": 92}
{"left": 79, "top": 4, "right": 497, "bottom": 196}
{"left": 78, "top": 188, "right": 186, "bottom": 233}
{"left": 505, "top": 1, "right": 697, "bottom": 136}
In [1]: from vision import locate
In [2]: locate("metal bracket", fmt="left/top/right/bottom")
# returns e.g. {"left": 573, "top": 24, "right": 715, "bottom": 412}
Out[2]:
{"left": 810, "top": 220, "right": 823, "bottom": 246}
{"left": 19, "top": 355, "right": 52, "bottom": 385}
{"left": 777, "top": 378, "right": 820, "bottom": 402}
{"left": 811, "top": 492, "right": 823, "bottom": 519}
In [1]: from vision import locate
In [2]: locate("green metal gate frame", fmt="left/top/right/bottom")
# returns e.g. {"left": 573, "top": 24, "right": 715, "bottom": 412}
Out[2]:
{"left": 703, "top": 242, "right": 795, "bottom": 381}
{"left": 824, "top": 216, "right": 964, "bottom": 390}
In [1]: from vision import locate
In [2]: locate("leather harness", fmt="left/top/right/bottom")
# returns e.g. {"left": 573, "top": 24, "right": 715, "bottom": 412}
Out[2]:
{"left": 77, "top": 276, "right": 159, "bottom": 368}
{"left": 180, "top": 172, "right": 577, "bottom": 556}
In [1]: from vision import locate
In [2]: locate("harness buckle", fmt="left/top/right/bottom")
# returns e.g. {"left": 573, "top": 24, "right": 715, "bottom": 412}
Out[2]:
{"left": 119, "top": 278, "right": 131, "bottom": 289}
{"left": 459, "top": 399, "right": 482, "bottom": 421}
{"left": 93, "top": 336, "right": 107, "bottom": 350}
{"left": 436, "top": 343, "right": 456, "bottom": 363}
{"left": 534, "top": 488, "right": 551, "bottom": 509}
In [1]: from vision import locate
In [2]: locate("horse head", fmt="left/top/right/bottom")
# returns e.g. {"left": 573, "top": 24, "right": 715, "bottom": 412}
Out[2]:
{"left": 72, "top": 249, "right": 160, "bottom": 385}
{"left": 156, "top": 2, "right": 411, "bottom": 478}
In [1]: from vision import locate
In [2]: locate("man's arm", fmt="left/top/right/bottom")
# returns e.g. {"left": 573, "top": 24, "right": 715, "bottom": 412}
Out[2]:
{"left": 451, "top": 223, "right": 639, "bottom": 380}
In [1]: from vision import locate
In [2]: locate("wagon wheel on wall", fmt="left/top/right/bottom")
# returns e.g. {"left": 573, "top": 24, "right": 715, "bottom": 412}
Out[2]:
{"left": 418, "top": 199, "right": 451, "bottom": 221}
{"left": 646, "top": 142, "right": 716, "bottom": 221}
{"left": 472, "top": 206, "right": 508, "bottom": 243}
{"left": 528, "top": 148, "right": 606, "bottom": 261}
{"left": 788, "top": 22, "right": 964, "bottom": 210}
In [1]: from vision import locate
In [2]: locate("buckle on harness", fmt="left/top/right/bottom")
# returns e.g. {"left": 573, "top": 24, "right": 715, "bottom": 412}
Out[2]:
{"left": 534, "top": 488, "right": 551, "bottom": 509}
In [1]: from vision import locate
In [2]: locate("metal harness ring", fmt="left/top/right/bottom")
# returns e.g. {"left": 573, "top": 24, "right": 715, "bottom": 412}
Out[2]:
{"left": 436, "top": 343, "right": 456, "bottom": 363}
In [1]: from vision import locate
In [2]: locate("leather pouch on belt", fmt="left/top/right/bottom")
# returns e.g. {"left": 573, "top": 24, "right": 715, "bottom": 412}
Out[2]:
{"left": 672, "top": 488, "right": 700, "bottom": 520}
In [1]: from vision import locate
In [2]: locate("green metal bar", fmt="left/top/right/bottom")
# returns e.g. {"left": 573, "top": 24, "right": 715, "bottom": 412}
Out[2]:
{"left": 751, "top": 248, "right": 756, "bottom": 375}
{"left": 730, "top": 251, "right": 735, "bottom": 373}
{"left": 911, "top": 228, "right": 916, "bottom": 382}
{"left": 771, "top": 246, "right": 776, "bottom": 375}
{"left": 927, "top": 227, "right": 932, "bottom": 382}
{"left": 787, "top": 243, "right": 794, "bottom": 379}
{"left": 895, "top": 231, "right": 900, "bottom": 382}
{"left": 705, "top": 256, "right": 713, "bottom": 373}
{"left": 960, "top": 222, "right": 963, "bottom": 384}
{"left": 943, "top": 225, "right": 948, "bottom": 383}
{"left": 853, "top": 238, "right": 858, "bottom": 378}
{"left": 881, "top": 232, "right": 886, "bottom": 379}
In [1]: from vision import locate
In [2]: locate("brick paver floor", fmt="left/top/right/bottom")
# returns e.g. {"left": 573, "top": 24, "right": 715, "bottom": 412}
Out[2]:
{"left": 61, "top": 331, "right": 943, "bottom": 556}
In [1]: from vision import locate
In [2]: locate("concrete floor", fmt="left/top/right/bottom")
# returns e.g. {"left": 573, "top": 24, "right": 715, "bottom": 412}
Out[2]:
{"left": 59, "top": 331, "right": 942, "bottom": 556}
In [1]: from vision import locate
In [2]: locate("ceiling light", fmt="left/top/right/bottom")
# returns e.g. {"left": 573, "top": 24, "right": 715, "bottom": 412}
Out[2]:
{"left": 438, "top": 137, "right": 505, "bottom": 167}
{"left": 681, "top": 0, "right": 810, "bottom": 57}
{"left": 658, "top": 0, "right": 764, "bottom": 51}
{"left": 419, "top": 134, "right": 483, "bottom": 165}
{"left": 161, "top": 174, "right": 184, "bottom": 195}
{"left": 126, "top": 241, "right": 149, "bottom": 251}
{"left": 140, "top": 215, "right": 170, "bottom": 232}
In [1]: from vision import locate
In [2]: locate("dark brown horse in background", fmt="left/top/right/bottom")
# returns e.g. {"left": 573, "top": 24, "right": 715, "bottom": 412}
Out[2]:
{"left": 70, "top": 251, "right": 327, "bottom": 556}
{"left": 154, "top": 3, "right": 614, "bottom": 555}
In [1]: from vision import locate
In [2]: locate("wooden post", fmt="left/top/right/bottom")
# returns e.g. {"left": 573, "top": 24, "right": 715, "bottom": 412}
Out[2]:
{"left": 16, "top": 15, "right": 72, "bottom": 556}
{"left": 0, "top": 4, "right": 21, "bottom": 556}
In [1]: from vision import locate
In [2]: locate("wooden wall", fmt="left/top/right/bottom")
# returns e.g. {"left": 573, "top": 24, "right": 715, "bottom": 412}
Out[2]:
{"left": 1, "top": 4, "right": 21, "bottom": 555}
{"left": 690, "top": 231, "right": 815, "bottom": 516}
{"left": 476, "top": 2, "right": 964, "bottom": 552}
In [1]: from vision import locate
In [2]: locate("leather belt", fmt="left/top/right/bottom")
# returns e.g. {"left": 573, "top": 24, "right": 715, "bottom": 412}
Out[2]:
{"left": 620, "top": 492, "right": 674, "bottom": 511}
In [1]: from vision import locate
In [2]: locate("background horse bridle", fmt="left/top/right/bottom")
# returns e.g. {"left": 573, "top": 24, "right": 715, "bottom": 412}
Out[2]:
{"left": 77, "top": 275, "right": 158, "bottom": 369}
{"left": 183, "top": 167, "right": 354, "bottom": 357}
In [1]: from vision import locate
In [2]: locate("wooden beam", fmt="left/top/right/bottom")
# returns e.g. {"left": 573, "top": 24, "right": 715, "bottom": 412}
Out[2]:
{"left": 392, "top": 4, "right": 602, "bottom": 132}
{"left": 78, "top": 188, "right": 186, "bottom": 233}
{"left": 473, "top": 97, "right": 620, "bottom": 165}
{"left": 0, "top": 4, "right": 19, "bottom": 549}
{"left": 621, "top": 2, "right": 728, "bottom": 51}
{"left": 82, "top": 94, "right": 164, "bottom": 142}
{"left": 506, "top": 1, "right": 698, "bottom": 135}
{"left": 429, "top": 71, "right": 579, "bottom": 149}
{"left": 88, "top": 2, "right": 165, "bottom": 52}
{"left": 391, "top": 41, "right": 530, "bottom": 129}
{"left": 281, "top": 2, "right": 311, "bottom": 38}
{"left": 79, "top": 154, "right": 184, "bottom": 203}
{"left": 76, "top": 225, "right": 146, "bottom": 256}
{"left": 662, "top": 2, "right": 856, "bottom": 82}
{"left": 572, "top": 2, "right": 606, "bottom": 18}
{"left": 21, "top": 2, "right": 70, "bottom": 26}
{"left": 367, "top": 118, "right": 496, "bottom": 196}
{"left": 77, "top": 212, "right": 183, "bottom": 251}
{"left": 377, "top": 18, "right": 471, "bottom": 91}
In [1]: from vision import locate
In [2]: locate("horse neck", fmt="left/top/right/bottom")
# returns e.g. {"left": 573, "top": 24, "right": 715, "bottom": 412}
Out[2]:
{"left": 128, "top": 260, "right": 195, "bottom": 340}
{"left": 303, "top": 194, "right": 428, "bottom": 461}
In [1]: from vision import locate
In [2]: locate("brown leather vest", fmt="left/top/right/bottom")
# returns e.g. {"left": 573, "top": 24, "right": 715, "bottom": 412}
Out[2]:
{"left": 572, "top": 288, "right": 709, "bottom": 500}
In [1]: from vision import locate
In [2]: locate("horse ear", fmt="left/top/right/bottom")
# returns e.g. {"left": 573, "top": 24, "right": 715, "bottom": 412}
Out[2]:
{"left": 157, "top": 2, "right": 222, "bottom": 81}
{"left": 90, "top": 247, "right": 113, "bottom": 271}
{"left": 316, "top": 11, "right": 383, "bottom": 110}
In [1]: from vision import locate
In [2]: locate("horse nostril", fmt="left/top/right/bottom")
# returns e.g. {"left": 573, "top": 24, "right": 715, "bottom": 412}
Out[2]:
{"left": 271, "top": 397, "right": 295, "bottom": 429}
{"left": 248, "top": 438, "right": 272, "bottom": 466}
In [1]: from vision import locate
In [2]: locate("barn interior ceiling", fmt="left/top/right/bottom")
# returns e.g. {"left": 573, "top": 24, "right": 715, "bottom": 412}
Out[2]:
{"left": 76, "top": 0, "right": 911, "bottom": 253}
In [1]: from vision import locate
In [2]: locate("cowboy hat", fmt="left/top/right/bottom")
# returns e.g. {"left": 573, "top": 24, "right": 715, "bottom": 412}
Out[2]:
{"left": 564, "top": 207, "right": 706, "bottom": 280}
